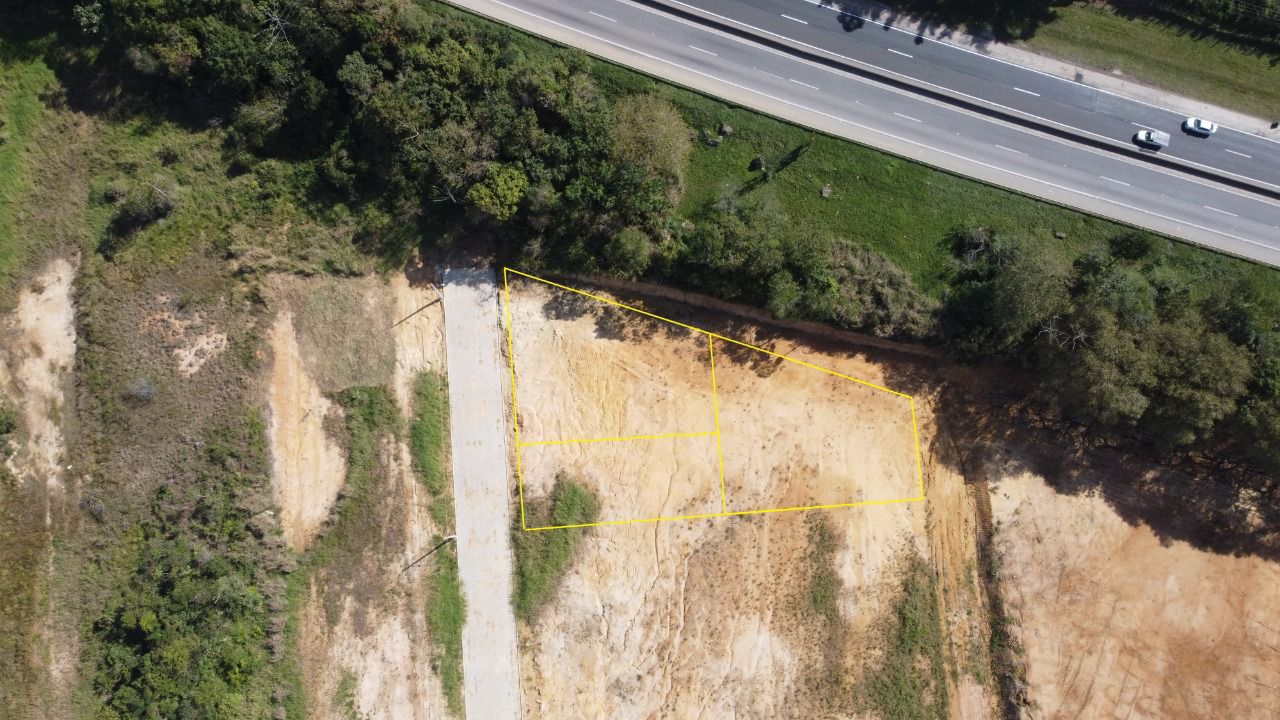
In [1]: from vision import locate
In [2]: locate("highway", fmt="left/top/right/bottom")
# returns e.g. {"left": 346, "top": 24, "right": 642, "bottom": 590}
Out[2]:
{"left": 660, "top": 0, "right": 1280, "bottom": 192}
{"left": 446, "top": 0, "right": 1280, "bottom": 267}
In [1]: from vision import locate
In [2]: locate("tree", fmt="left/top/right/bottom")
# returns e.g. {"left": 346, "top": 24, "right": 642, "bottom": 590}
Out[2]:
{"left": 337, "top": 52, "right": 381, "bottom": 102}
{"left": 468, "top": 163, "right": 528, "bottom": 221}
{"left": 767, "top": 270, "right": 803, "bottom": 319}
{"left": 611, "top": 94, "right": 692, "bottom": 193}
{"left": 603, "top": 226, "right": 652, "bottom": 278}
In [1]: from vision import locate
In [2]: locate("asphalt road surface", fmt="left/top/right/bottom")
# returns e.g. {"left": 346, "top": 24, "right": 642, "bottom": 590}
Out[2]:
{"left": 663, "top": 0, "right": 1280, "bottom": 191}
{"left": 442, "top": 268, "right": 523, "bottom": 720}
{"left": 449, "top": 0, "right": 1280, "bottom": 268}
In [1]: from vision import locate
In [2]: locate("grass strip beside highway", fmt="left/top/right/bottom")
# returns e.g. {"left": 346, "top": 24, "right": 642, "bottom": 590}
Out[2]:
{"left": 1022, "top": 3, "right": 1280, "bottom": 120}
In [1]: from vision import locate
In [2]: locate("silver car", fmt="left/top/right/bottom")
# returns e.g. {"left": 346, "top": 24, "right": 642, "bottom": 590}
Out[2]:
{"left": 1134, "top": 129, "right": 1171, "bottom": 149}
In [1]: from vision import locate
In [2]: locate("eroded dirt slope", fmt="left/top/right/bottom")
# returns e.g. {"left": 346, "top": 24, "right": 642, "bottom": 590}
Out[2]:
{"left": 272, "top": 268, "right": 452, "bottom": 719}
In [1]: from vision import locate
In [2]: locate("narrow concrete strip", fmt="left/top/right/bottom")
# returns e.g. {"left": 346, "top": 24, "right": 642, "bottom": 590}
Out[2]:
{"left": 442, "top": 268, "right": 522, "bottom": 720}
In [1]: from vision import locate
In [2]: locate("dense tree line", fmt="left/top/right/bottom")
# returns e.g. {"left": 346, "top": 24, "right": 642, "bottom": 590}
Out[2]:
{"left": 33, "top": 0, "right": 1278, "bottom": 470}
{"left": 942, "top": 227, "right": 1280, "bottom": 473}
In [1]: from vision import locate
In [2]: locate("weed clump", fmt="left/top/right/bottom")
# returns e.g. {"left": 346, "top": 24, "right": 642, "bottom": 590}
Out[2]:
{"left": 862, "top": 555, "right": 948, "bottom": 720}
{"left": 512, "top": 474, "right": 599, "bottom": 622}
{"left": 409, "top": 372, "right": 449, "bottom": 498}
{"left": 426, "top": 540, "right": 465, "bottom": 714}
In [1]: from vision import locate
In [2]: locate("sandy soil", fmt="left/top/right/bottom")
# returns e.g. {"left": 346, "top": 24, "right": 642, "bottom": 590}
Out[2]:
{"left": 507, "top": 278, "right": 923, "bottom": 525}
{"left": 712, "top": 335, "right": 920, "bottom": 513}
{"left": 1, "top": 258, "right": 77, "bottom": 495}
{"left": 267, "top": 310, "right": 348, "bottom": 552}
{"left": 140, "top": 295, "right": 229, "bottom": 377}
{"left": 284, "top": 266, "right": 452, "bottom": 719}
{"left": 505, "top": 276, "right": 960, "bottom": 717}
{"left": 991, "top": 462, "right": 1280, "bottom": 720}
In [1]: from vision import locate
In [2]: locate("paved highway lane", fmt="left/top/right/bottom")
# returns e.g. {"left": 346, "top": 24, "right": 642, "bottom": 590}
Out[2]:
{"left": 654, "top": 0, "right": 1280, "bottom": 192}
{"left": 449, "top": 0, "right": 1280, "bottom": 266}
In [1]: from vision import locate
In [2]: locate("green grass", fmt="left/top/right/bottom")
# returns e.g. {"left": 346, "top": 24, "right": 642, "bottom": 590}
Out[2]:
{"left": 664, "top": 86, "right": 1124, "bottom": 297}
{"left": 863, "top": 556, "right": 948, "bottom": 720}
{"left": 1023, "top": 3, "right": 1280, "bottom": 119}
{"left": 0, "top": 54, "right": 56, "bottom": 303}
{"left": 807, "top": 515, "right": 840, "bottom": 621}
{"left": 409, "top": 372, "right": 450, "bottom": 497}
{"left": 332, "top": 671, "right": 366, "bottom": 720}
{"left": 426, "top": 541, "right": 466, "bottom": 715}
{"left": 512, "top": 475, "right": 599, "bottom": 622}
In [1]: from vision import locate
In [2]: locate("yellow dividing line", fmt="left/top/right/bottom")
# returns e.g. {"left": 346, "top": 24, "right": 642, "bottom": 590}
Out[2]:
{"left": 524, "top": 495, "right": 925, "bottom": 531}
{"left": 519, "top": 430, "right": 717, "bottom": 447}
{"left": 910, "top": 396, "right": 926, "bottom": 499}
{"left": 708, "top": 336, "right": 728, "bottom": 514}
{"left": 503, "top": 267, "right": 911, "bottom": 399}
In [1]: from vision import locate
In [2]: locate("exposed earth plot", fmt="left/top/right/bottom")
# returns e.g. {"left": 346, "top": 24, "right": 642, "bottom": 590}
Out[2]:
{"left": 503, "top": 268, "right": 923, "bottom": 528}
{"left": 501, "top": 269, "right": 957, "bottom": 718}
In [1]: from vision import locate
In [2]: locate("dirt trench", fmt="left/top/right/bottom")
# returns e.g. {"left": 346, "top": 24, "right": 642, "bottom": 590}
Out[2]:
{"left": 0, "top": 258, "right": 80, "bottom": 719}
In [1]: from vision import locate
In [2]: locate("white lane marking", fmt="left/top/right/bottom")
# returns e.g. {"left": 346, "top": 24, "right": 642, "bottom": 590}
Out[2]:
{"left": 657, "top": 0, "right": 1280, "bottom": 189}
{"left": 753, "top": 66, "right": 785, "bottom": 80}
{"left": 994, "top": 144, "right": 1026, "bottom": 155}
{"left": 496, "top": 0, "right": 1280, "bottom": 257}
{"left": 587, "top": 10, "right": 616, "bottom": 21}
{"left": 789, "top": 78, "right": 819, "bottom": 90}
{"left": 795, "top": 0, "right": 1280, "bottom": 149}
{"left": 887, "top": 48, "right": 913, "bottom": 58}
{"left": 1204, "top": 205, "right": 1239, "bottom": 217}
{"left": 640, "top": 0, "right": 1280, "bottom": 207}
{"left": 689, "top": 45, "right": 718, "bottom": 56}
{"left": 1224, "top": 148, "right": 1253, "bottom": 159}
{"left": 1131, "top": 122, "right": 1157, "bottom": 131}
{"left": 780, "top": 13, "right": 808, "bottom": 24}
{"left": 1014, "top": 87, "right": 1040, "bottom": 97}
{"left": 1099, "top": 176, "right": 1131, "bottom": 186}
{"left": 893, "top": 112, "right": 922, "bottom": 123}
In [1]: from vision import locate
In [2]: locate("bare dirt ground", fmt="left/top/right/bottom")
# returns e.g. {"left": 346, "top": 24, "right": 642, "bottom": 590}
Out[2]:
{"left": 1, "top": 258, "right": 77, "bottom": 496}
{"left": 272, "top": 266, "right": 452, "bottom": 719}
{"left": 267, "top": 310, "right": 348, "bottom": 552}
{"left": 507, "top": 276, "right": 922, "bottom": 524}
{"left": 140, "top": 293, "right": 229, "bottom": 377}
{"left": 505, "top": 275, "right": 987, "bottom": 717}
{"left": 0, "top": 258, "right": 79, "bottom": 718}
{"left": 990, "top": 459, "right": 1280, "bottom": 720}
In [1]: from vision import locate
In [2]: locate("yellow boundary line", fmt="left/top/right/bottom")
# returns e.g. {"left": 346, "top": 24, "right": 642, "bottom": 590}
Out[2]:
{"left": 504, "top": 267, "right": 910, "bottom": 398}
{"left": 524, "top": 495, "right": 925, "bottom": 531}
{"left": 520, "top": 431, "right": 717, "bottom": 447}
{"left": 709, "top": 336, "right": 728, "bottom": 514}
{"left": 503, "top": 267, "right": 927, "bottom": 531}
{"left": 503, "top": 268, "right": 529, "bottom": 530}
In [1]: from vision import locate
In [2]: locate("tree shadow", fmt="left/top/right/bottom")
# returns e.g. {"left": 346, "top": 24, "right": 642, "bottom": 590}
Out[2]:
{"left": 1107, "top": 0, "right": 1280, "bottom": 64}
{"left": 819, "top": 0, "right": 1061, "bottom": 43}
{"left": 910, "top": 363, "right": 1280, "bottom": 564}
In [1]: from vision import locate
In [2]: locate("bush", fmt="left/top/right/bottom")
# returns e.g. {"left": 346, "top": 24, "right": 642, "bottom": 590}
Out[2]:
{"left": 512, "top": 474, "right": 598, "bottom": 622}
{"left": 0, "top": 401, "right": 17, "bottom": 438}
{"left": 612, "top": 94, "right": 692, "bottom": 192}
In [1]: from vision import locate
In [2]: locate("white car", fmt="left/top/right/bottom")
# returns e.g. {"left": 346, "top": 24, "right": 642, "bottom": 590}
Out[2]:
{"left": 1183, "top": 117, "right": 1218, "bottom": 136}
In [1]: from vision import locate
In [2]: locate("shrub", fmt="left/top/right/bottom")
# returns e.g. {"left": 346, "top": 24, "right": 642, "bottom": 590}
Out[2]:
{"left": 512, "top": 475, "right": 598, "bottom": 621}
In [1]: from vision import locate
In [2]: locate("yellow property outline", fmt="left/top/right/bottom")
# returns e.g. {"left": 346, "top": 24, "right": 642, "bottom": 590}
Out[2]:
{"left": 503, "top": 267, "right": 926, "bottom": 531}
